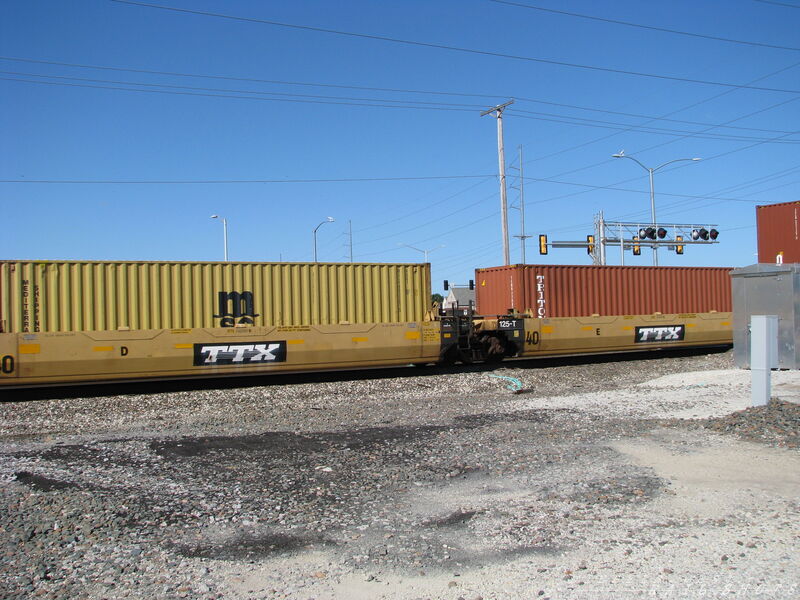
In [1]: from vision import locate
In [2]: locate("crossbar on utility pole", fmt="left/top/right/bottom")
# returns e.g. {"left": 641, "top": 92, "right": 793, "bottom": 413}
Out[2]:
{"left": 481, "top": 99, "right": 514, "bottom": 266}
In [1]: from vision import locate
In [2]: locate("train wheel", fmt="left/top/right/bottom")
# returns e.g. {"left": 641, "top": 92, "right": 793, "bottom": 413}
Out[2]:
{"left": 484, "top": 335, "right": 506, "bottom": 363}
{"left": 438, "top": 346, "right": 458, "bottom": 367}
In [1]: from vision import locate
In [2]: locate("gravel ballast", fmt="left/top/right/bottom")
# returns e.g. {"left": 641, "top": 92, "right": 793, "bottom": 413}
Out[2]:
{"left": 1, "top": 349, "right": 799, "bottom": 599}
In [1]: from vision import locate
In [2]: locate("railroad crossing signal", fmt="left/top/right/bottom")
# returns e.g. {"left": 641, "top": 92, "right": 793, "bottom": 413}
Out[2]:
{"left": 537, "top": 219, "right": 718, "bottom": 265}
{"left": 592, "top": 213, "right": 720, "bottom": 264}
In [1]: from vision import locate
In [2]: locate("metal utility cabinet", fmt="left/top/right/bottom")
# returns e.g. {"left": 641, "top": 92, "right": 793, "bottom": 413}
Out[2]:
{"left": 731, "top": 263, "right": 800, "bottom": 369}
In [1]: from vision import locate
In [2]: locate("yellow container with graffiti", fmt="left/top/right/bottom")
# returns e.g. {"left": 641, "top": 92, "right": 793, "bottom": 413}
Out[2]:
{"left": 0, "top": 261, "right": 432, "bottom": 333}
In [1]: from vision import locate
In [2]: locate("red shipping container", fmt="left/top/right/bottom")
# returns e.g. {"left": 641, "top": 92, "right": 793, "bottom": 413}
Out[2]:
{"left": 757, "top": 201, "right": 800, "bottom": 264}
{"left": 475, "top": 264, "right": 732, "bottom": 318}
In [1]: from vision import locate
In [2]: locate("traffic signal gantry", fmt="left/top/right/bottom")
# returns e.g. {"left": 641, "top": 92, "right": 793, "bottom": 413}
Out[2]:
{"left": 538, "top": 212, "right": 719, "bottom": 265}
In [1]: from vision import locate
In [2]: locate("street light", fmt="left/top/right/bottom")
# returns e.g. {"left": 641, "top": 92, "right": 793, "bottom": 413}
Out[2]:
{"left": 210, "top": 215, "right": 228, "bottom": 261}
{"left": 612, "top": 150, "right": 700, "bottom": 266}
{"left": 399, "top": 243, "right": 444, "bottom": 263}
{"left": 313, "top": 217, "right": 335, "bottom": 262}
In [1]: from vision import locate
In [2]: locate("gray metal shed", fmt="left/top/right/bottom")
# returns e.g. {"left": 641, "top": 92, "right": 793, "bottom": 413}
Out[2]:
{"left": 731, "top": 263, "right": 800, "bottom": 369}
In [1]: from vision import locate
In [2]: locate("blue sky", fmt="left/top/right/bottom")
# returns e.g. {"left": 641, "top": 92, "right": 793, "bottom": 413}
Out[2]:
{"left": 2, "top": 0, "right": 798, "bottom": 292}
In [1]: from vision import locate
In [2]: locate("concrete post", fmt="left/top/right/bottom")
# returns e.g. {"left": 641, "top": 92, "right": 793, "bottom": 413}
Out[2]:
{"left": 751, "top": 315, "right": 779, "bottom": 407}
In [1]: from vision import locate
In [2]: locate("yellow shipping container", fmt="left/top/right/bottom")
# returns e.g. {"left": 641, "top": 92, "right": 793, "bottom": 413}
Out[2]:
{"left": 0, "top": 261, "right": 432, "bottom": 333}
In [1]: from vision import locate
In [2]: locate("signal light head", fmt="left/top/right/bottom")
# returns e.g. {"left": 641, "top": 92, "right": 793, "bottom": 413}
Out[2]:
{"left": 539, "top": 234, "right": 548, "bottom": 255}
{"left": 657, "top": 227, "right": 667, "bottom": 239}
{"left": 698, "top": 228, "right": 709, "bottom": 241}
{"left": 638, "top": 227, "right": 648, "bottom": 239}
{"left": 709, "top": 228, "right": 719, "bottom": 240}
{"left": 645, "top": 227, "right": 657, "bottom": 240}
{"left": 692, "top": 229, "right": 700, "bottom": 241}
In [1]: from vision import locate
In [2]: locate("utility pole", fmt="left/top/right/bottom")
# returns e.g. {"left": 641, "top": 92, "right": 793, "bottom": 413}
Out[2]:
{"left": 348, "top": 220, "right": 353, "bottom": 263}
{"left": 481, "top": 99, "right": 514, "bottom": 266}
{"left": 511, "top": 145, "right": 532, "bottom": 264}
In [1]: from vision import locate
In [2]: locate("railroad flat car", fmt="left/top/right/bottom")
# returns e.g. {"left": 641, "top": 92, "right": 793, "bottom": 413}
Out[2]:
{"left": 0, "top": 260, "right": 733, "bottom": 389}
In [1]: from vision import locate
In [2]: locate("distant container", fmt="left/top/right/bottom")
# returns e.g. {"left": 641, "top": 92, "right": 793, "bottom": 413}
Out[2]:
{"left": 475, "top": 264, "right": 732, "bottom": 318}
{"left": 0, "top": 261, "right": 432, "bottom": 333}
{"left": 757, "top": 201, "right": 800, "bottom": 264}
{"left": 731, "top": 263, "right": 800, "bottom": 369}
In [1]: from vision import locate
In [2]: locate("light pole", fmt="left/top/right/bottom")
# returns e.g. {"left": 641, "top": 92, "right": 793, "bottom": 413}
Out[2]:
{"left": 399, "top": 243, "right": 444, "bottom": 263}
{"left": 210, "top": 215, "right": 228, "bottom": 261}
{"left": 313, "top": 217, "right": 335, "bottom": 262}
{"left": 612, "top": 151, "right": 700, "bottom": 266}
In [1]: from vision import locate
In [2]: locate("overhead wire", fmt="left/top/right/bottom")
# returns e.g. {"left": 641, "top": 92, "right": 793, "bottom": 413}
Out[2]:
{"left": 519, "top": 93, "right": 800, "bottom": 218}
{"left": 108, "top": 0, "right": 800, "bottom": 94}
{"left": 518, "top": 60, "right": 800, "bottom": 177}
{"left": 0, "top": 174, "right": 493, "bottom": 184}
{"left": 508, "top": 108, "right": 799, "bottom": 144}
{"left": 754, "top": 0, "right": 800, "bottom": 7}
{"left": 490, "top": 71, "right": 799, "bottom": 244}
{"left": 7, "top": 71, "right": 796, "bottom": 145}
{"left": 0, "top": 76, "right": 480, "bottom": 113}
{"left": 1, "top": 56, "right": 794, "bottom": 136}
{"left": 356, "top": 192, "right": 498, "bottom": 247}
{"left": 0, "top": 70, "right": 488, "bottom": 110}
{"left": 490, "top": 0, "right": 800, "bottom": 52}
{"left": 354, "top": 177, "right": 495, "bottom": 234}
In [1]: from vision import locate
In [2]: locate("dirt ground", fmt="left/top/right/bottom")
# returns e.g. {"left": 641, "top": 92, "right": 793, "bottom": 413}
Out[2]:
{"left": 1, "top": 349, "right": 799, "bottom": 599}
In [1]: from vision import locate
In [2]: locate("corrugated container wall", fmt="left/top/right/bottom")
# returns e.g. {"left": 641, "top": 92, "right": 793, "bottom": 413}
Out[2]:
{"left": 0, "top": 261, "right": 432, "bottom": 333}
{"left": 475, "top": 265, "right": 732, "bottom": 318}
{"left": 756, "top": 201, "right": 800, "bottom": 264}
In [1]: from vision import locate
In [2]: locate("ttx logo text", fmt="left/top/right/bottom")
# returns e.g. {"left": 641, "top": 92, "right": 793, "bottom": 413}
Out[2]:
{"left": 193, "top": 341, "right": 287, "bottom": 366}
{"left": 635, "top": 325, "right": 685, "bottom": 343}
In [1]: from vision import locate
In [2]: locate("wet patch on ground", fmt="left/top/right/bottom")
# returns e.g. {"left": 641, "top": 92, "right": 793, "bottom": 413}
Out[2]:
{"left": 150, "top": 409, "right": 560, "bottom": 460}
{"left": 13, "top": 471, "right": 80, "bottom": 492}
{"left": 176, "top": 531, "right": 334, "bottom": 561}
{"left": 566, "top": 474, "right": 665, "bottom": 505}
{"left": 422, "top": 509, "right": 481, "bottom": 528}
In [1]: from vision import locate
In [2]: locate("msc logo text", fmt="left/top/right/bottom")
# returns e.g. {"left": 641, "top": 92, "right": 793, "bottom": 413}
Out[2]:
{"left": 193, "top": 341, "right": 287, "bottom": 366}
{"left": 213, "top": 291, "right": 260, "bottom": 327}
{"left": 635, "top": 325, "right": 685, "bottom": 343}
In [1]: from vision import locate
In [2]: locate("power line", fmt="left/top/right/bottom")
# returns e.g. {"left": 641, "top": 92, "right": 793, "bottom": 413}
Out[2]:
{"left": 5, "top": 71, "right": 797, "bottom": 146}
{"left": 515, "top": 60, "right": 800, "bottom": 173}
{"left": 0, "top": 54, "right": 500, "bottom": 97}
{"left": 707, "top": 164, "right": 800, "bottom": 196}
{"left": 0, "top": 174, "right": 493, "bottom": 184}
{"left": 491, "top": 0, "right": 800, "bottom": 52}
{"left": 356, "top": 192, "right": 497, "bottom": 246}
{"left": 108, "top": 0, "right": 800, "bottom": 94}
{"left": 755, "top": 0, "right": 800, "bottom": 7}
{"left": 2, "top": 55, "right": 795, "bottom": 135}
{"left": 1, "top": 170, "right": 777, "bottom": 207}
{"left": 0, "top": 70, "right": 486, "bottom": 110}
{"left": 512, "top": 101, "right": 796, "bottom": 135}
{"left": 355, "top": 177, "right": 494, "bottom": 234}
{"left": 522, "top": 91, "right": 800, "bottom": 206}
{"left": 0, "top": 76, "right": 479, "bottom": 112}
{"left": 508, "top": 108, "right": 799, "bottom": 144}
